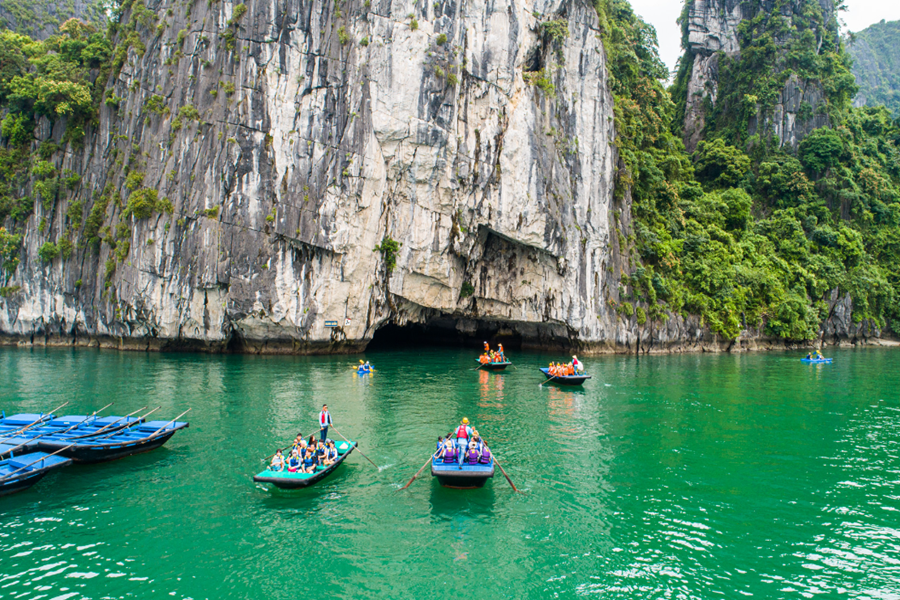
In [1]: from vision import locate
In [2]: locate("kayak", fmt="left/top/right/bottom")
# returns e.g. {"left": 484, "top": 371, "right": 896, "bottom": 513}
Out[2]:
{"left": 801, "top": 358, "right": 832, "bottom": 364}
{"left": 254, "top": 439, "right": 356, "bottom": 489}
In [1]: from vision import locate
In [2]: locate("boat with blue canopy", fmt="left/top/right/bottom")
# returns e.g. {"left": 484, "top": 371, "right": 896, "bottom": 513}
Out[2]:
{"left": 0, "top": 451, "right": 71, "bottom": 496}
{"left": 38, "top": 412, "right": 190, "bottom": 463}
{"left": 431, "top": 447, "right": 495, "bottom": 489}
{"left": 539, "top": 367, "right": 591, "bottom": 386}
{"left": 254, "top": 439, "right": 357, "bottom": 489}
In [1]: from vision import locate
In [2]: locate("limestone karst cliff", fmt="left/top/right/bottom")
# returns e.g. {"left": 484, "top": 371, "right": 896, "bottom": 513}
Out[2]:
{"left": 0, "top": 0, "right": 640, "bottom": 353}
{"left": 0, "top": 0, "right": 894, "bottom": 354}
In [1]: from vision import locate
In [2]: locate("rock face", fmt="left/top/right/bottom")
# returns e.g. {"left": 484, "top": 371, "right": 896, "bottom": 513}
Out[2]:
{"left": 847, "top": 19, "right": 900, "bottom": 116}
{"left": 0, "top": 0, "right": 633, "bottom": 353}
{"left": 681, "top": 0, "right": 832, "bottom": 152}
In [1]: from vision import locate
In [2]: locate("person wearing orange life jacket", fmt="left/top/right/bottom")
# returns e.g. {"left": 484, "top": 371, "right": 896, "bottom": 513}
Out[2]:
{"left": 498, "top": 343, "right": 505, "bottom": 362}
{"left": 453, "top": 418, "right": 473, "bottom": 467}
{"left": 483, "top": 341, "right": 490, "bottom": 354}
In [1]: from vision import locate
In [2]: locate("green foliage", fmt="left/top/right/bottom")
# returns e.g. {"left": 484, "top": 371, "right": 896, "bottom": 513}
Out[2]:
{"left": 38, "top": 241, "right": 59, "bottom": 262}
{"left": 523, "top": 69, "right": 555, "bottom": 97}
{"left": 125, "top": 188, "right": 167, "bottom": 219}
{"left": 0, "top": 227, "right": 22, "bottom": 285}
{"left": 692, "top": 139, "right": 751, "bottom": 189}
{"left": 202, "top": 206, "right": 219, "bottom": 218}
{"left": 338, "top": 26, "right": 349, "bottom": 45}
{"left": 435, "top": 33, "right": 447, "bottom": 46}
{"left": 410, "top": 19, "right": 418, "bottom": 31}
{"left": 798, "top": 127, "right": 844, "bottom": 175}
{"left": 374, "top": 236, "right": 402, "bottom": 273}
{"left": 360, "top": 36, "right": 369, "bottom": 47}
{"left": 229, "top": 4, "right": 248, "bottom": 25}
{"left": 540, "top": 19, "right": 568, "bottom": 44}
{"left": 848, "top": 19, "right": 900, "bottom": 116}
{"left": 459, "top": 281, "right": 475, "bottom": 299}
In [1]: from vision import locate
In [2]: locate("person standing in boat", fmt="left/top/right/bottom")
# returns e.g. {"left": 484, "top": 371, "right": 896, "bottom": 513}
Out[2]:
{"left": 318, "top": 404, "right": 333, "bottom": 443}
{"left": 454, "top": 418, "right": 473, "bottom": 466}
{"left": 498, "top": 344, "right": 505, "bottom": 362}
{"left": 572, "top": 355, "right": 583, "bottom": 374}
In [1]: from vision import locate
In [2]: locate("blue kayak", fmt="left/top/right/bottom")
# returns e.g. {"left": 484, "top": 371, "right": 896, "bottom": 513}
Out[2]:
{"left": 801, "top": 358, "right": 832, "bottom": 363}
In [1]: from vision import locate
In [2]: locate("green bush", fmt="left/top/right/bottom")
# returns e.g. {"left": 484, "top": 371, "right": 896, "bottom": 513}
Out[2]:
{"left": 374, "top": 236, "right": 402, "bottom": 272}
{"left": 38, "top": 241, "right": 59, "bottom": 262}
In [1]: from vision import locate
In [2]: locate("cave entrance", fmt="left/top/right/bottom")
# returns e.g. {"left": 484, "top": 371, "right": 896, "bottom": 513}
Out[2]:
{"left": 366, "top": 316, "right": 524, "bottom": 351}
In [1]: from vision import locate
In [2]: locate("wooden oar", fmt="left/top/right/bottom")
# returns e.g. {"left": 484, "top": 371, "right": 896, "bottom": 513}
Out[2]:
{"left": 92, "top": 406, "right": 162, "bottom": 440}
{"left": 145, "top": 408, "right": 192, "bottom": 438}
{"left": 71, "top": 406, "right": 147, "bottom": 439}
{"left": 1, "top": 443, "right": 76, "bottom": 481}
{"left": 331, "top": 427, "right": 378, "bottom": 469}
{"left": 1, "top": 403, "right": 113, "bottom": 457}
{"left": 399, "top": 451, "right": 440, "bottom": 490}
{"left": 539, "top": 373, "right": 559, "bottom": 387}
{"left": 485, "top": 445, "right": 522, "bottom": 493}
{"left": 0, "top": 401, "right": 71, "bottom": 444}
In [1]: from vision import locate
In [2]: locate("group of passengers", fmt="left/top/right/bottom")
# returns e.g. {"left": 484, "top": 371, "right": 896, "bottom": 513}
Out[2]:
{"left": 805, "top": 351, "right": 825, "bottom": 360}
{"left": 548, "top": 355, "right": 583, "bottom": 377}
{"left": 435, "top": 417, "right": 492, "bottom": 467}
{"left": 479, "top": 342, "right": 507, "bottom": 364}
{"left": 269, "top": 434, "right": 339, "bottom": 474}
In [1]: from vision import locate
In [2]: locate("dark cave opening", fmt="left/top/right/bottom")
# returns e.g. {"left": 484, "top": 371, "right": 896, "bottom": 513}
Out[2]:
{"left": 366, "top": 316, "right": 525, "bottom": 351}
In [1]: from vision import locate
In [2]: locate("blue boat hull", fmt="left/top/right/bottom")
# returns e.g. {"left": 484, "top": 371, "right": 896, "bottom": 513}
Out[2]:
{"left": 539, "top": 367, "right": 591, "bottom": 385}
{"left": 476, "top": 360, "right": 511, "bottom": 371}
{"left": 0, "top": 452, "right": 72, "bottom": 496}
{"left": 431, "top": 459, "right": 494, "bottom": 488}
{"left": 801, "top": 358, "right": 832, "bottom": 363}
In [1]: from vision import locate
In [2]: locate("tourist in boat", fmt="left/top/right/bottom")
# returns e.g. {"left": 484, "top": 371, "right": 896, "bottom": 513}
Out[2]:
{"left": 315, "top": 440, "right": 327, "bottom": 462}
{"left": 318, "top": 404, "right": 332, "bottom": 442}
{"left": 453, "top": 418, "right": 472, "bottom": 466}
{"left": 441, "top": 437, "right": 457, "bottom": 462}
{"left": 301, "top": 448, "right": 318, "bottom": 473}
{"left": 483, "top": 341, "right": 490, "bottom": 353}
{"left": 465, "top": 440, "right": 480, "bottom": 464}
{"left": 572, "top": 355, "right": 583, "bottom": 373}
{"left": 270, "top": 449, "right": 285, "bottom": 472}
{"left": 436, "top": 436, "right": 445, "bottom": 455}
{"left": 322, "top": 441, "right": 338, "bottom": 466}
{"left": 806, "top": 352, "right": 812, "bottom": 359}
{"left": 498, "top": 344, "right": 505, "bottom": 361}
{"left": 287, "top": 449, "right": 302, "bottom": 473}
{"left": 479, "top": 354, "right": 489, "bottom": 364}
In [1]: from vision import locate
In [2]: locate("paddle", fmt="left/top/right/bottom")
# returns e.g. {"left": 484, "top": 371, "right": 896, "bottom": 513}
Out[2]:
{"left": 485, "top": 445, "right": 522, "bottom": 493}
{"left": 539, "top": 373, "right": 559, "bottom": 388}
{"left": 1, "top": 443, "right": 76, "bottom": 481}
{"left": 72, "top": 406, "right": 147, "bottom": 439}
{"left": 331, "top": 426, "right": 379, "bottom": 469}
{"left": 92, "top": 406, "right": 162, "bottom": 440}
{"left": 470, "top": 363, "right": 486, "bottom": 371}
{"left": 1, "top": 403, "right": 113, "bottom": 458}
{"left": 0, "top": 401, "right": 71, "bottom": 444}
{"left": 399, "top": 451, "right": 440, "bottom": 490}
{"left": 145, "top": 408, "right": 192, "bottom": 438}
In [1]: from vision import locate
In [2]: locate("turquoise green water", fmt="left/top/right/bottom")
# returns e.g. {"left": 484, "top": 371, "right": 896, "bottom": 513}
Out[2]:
{"left": 1, "top": 346, "right": 899, "bottom": 598}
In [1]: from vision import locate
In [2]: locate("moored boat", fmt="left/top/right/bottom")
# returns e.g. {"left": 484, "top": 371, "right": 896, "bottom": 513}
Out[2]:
{"left": 0, "top": 414, "right": 143, "bottom": 459}
{"left": 0, "top": 451, "right": 72, "bottom": 497}
{"left": 431, "top": 451, "right": 495, "bottom": 489}
{"left": 0, "top": 413, "right": 53, "bottom": 435}
{"left": 254, "top": 439, "right": 357, "bottom": 489}
{"left": 539, "top": 367, "right": 591, "bottom": 385}
{"left": 38, "top": 417, "right": 190, "bottom": 463}
{"left": 475, "top": 359, "right": 511, "bottom": 371}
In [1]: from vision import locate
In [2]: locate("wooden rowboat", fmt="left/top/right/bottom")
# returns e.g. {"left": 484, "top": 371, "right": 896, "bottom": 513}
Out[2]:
{"left": 539, "top": 367, "right": 591, "bottom": 386}
{"left": 0, "top": 452, "right": 71, "bottom": 497}
{"left": 39, "top": 419, "right": 189, "bottom": 463}
{"left": 431, "top": 451, "right": 494, "bottom": 489}
{"left": 475, "top": 359, "right": 511, "bottom": 371}
{"left": 254, "top": 439, "right": 357, "bottom": 489}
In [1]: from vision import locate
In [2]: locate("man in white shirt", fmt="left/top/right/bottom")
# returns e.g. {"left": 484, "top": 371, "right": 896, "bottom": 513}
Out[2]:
{"left": 318, "top": 404, "right": 333, "bottom": 442}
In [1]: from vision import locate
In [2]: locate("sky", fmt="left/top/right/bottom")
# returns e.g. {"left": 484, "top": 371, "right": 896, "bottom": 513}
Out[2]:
{"left": 628, "top": 0, "right": 900, "bottom": 77}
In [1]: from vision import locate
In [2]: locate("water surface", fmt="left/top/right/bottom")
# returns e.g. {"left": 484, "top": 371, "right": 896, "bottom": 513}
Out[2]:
{"left": 0, "top": 347, "right": 898, "bottom": 598}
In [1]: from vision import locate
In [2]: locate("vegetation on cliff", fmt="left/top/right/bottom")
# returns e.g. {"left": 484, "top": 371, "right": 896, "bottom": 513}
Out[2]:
{"left": 601, "top": 0, "right": 900, "bottom": 341}
{"left": 847, "top": 19, "right": 900, "bottom": 117}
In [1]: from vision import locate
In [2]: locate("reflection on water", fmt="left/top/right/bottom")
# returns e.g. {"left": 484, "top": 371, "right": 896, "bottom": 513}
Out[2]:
{"left": 0, "top": 346, "right": 898, "bottom": 598}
